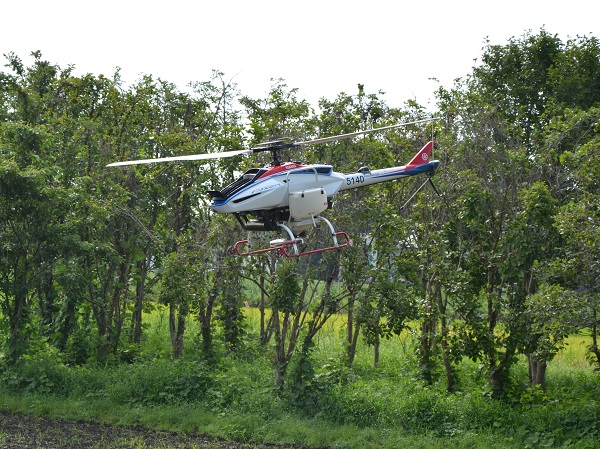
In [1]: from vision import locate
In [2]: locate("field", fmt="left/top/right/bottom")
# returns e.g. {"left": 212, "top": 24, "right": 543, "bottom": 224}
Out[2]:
{"left": 1, "top": 307, "right": 599, "bottom": 449}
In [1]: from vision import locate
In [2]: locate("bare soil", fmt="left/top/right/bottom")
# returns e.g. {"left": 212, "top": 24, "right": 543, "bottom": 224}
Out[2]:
{"left": 0, "top": 412, "right": 298, "bottom": 449}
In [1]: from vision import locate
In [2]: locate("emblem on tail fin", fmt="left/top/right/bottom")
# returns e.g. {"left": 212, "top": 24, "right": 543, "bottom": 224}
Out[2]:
{"left": 406, "top": 141, "right": 434, "bottom": 168}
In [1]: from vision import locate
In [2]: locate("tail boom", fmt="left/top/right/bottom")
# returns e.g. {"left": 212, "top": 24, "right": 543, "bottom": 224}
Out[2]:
{"left": 338, "top": 141, "right": 438, "bottom": 192}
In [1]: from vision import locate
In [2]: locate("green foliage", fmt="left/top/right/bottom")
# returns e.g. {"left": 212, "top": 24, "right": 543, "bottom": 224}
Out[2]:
{"left": 361, "top": 278, "right": 417, "bottom": 346}
{"left": 0, "top": 151, "right": 68, "bottom": 362}
{"left": 0, "top": 354, "right": 213, "bottom": 406}
{"left": 2, "top": 29, "right": 600, "bottom": 448}
{"left": 0, "top": 310, "right": 599, "bottom": 449}
{"left": 523, "top": 284, "right": 581, "bottom": 362}
{"left": 269, "top": 259, "right": 301, "bottom": 314}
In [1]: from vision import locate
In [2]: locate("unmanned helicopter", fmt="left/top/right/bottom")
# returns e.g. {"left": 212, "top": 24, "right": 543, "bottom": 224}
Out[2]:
{"left": 107, "top": 118, "right": 440, "bottom": 257}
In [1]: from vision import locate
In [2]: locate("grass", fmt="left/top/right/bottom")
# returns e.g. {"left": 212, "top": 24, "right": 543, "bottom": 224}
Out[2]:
{"left": 1, "top": 307, "right": 599, "bottom": 449}
{"left": 553, "top": 332, "right": 593, "bottom": 366}
{"left": 0, "top": 395, "right": 525, "bottom": 449}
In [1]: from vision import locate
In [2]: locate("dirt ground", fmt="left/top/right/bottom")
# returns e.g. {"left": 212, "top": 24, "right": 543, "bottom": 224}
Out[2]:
{"left": 0, "top": 412, "right": 298, "bottom": 449}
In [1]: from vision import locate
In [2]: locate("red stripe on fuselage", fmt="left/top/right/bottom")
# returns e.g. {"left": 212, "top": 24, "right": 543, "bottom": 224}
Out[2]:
{"left": 257, "top": 162, "right": 306, "bottom": 179}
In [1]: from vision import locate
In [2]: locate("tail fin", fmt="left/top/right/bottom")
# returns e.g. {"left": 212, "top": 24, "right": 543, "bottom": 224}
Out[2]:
{"left": 406, "top": 141, "right": 434, "bottom": 168}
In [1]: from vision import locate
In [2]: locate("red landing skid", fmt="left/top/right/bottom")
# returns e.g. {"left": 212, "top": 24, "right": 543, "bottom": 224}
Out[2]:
{"left": 230, "top": 217, "right": 351, "bottom": 257}
{"left": 231, "top": 231, "right": 351, "bottom": 257}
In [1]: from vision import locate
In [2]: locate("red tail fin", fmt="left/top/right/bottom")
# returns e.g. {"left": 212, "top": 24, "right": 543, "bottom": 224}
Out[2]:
{"left": 406, "top": 141, "right": 434, "bottom": 168}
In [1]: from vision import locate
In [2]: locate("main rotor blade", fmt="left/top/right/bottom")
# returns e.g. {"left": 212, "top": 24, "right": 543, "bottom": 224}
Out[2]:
{"left": 107, "top": 117, "right": 440, "bottom": 167}
{"left": 107, "top": 149, "right": 253, "bottom": 167}
{"left": 294, "top": 117, "right": 439, "bottom": 147}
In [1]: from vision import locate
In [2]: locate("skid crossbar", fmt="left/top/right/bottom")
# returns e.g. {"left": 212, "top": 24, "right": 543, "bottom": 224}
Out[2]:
{"left": 230, "top": 217, "right": 351, "bottom": 257}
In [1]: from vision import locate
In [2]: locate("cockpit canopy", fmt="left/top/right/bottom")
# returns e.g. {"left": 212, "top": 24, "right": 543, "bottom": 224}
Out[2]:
{"left": 208, "top": 168, "right": 267, "bottom": 201}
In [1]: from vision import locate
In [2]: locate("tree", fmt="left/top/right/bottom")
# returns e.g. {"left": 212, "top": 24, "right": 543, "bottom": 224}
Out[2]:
{"left": 436, "top": 82, "right": 543, "bottom": 396}
{"left": 553, "top": 198, "right": 600, "bottom": 368}
{"left": 268, "top": 252, "right": 348, "bottom": 392}
{"left": 433, "top": 31, "right": 600, "bottom": 395}
{"left": 0, "top": 53, "right": 71, "bottom": 362}
{"left": 124, "top": 72, "right": 244, "bottom": 359}
{"left": 240, "top": 79, "right": 313, "bottom": 145}
{"left": 541, "top": 107, "right": 600, "bottom": 369}
{"left": 269, "top": 258, "right": 302, "bottom": 388}
{"left": 522, "top": 284, "right": 581, "bottom": 387}
{"left": 503, "top": 181, "right": 560, "bottom": 386}
{"left": 314, "top": 85, "right": 429, "bottom": 368}
{"left": 197, "top": 215, "right": 245, "bottom": 360}
{"left": 471, "top": 30, "right": 562, "bottom": 149}
{"left": 0, "top": 159, "right": 67, "bottom": 361}
{"left": 548, "top": 35, "right": 600, "bottom": 113}
{"left": 401, "top": 187, "right": 470, "bottom": 391}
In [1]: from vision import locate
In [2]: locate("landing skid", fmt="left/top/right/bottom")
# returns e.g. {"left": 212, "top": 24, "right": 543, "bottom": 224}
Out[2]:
{"left": 230, "top": 216, "right": 351, "bottom": 257}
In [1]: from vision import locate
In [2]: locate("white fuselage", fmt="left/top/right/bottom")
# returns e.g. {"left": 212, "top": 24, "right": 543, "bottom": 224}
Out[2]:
{"left": 209, "top": 160, "right": 438, "bottom": 215}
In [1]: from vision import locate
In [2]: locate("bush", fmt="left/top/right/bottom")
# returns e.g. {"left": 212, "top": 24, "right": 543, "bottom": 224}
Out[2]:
{"left": 0, "top": 355, "right": 213, "bottom": 406}
{"left": 0, "top": 351, "right": 71, "bottom": 396}
{"left": 104, "top": 360, "right": 213, "bottom": 405}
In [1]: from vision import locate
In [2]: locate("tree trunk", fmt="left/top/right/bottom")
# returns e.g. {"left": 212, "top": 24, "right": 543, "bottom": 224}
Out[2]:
{"left": 95, "top": 308, "right": 111, "bottom": 364}
{"left": 272, "top": 308, "right": 303, "bottom": 389}
{"left": 528, "top": 356, "right": 547, "bottom": 388}
{"left": 169, "top": 302, "right": 187, "bottom": 358}
{"left": 57, "top": 295, "right": 77, "bottom": 352}
{"left": 38, "top": 274, "right": 57, "bottom": 330}
{"left": 488, "top": 341, "right": 518, "bottom": 398}
{"left": 273, "top": 311, "right": 287, "bottom": 388}
{"left": 373, "top": 342, "right": 380, "bottom": 368}
{"left": 345, "top": 294, "right": 362, "bottom": 367}
{"left": 130, "top": 257, "right": 148, "bottom": 344}
{"left": 259, "top": 272, "right": 267, "bottom": 343}
{"left": 436, "top": 284, "right": 455, "bottom": 392}
{"left": 488, "top": 367, "right": 505, "bottom": 398}
{"left": 109, "top": 259, "right": 129, "bottom": 357}
{"left": 346, "top": 324, "right": 361, "bottom": 368}
{"left": 590, "top": 308, "right": 600, "bottom": 369}
{"left": 260, "top": 259, "right": 276, "bottom": 345}
{"left": 419, "top": 277, "right": 437, "bottom": 385}
{"left": 198, "top": 297, "right": 214, "bottom": 359}
{"left": 7, "top": 290, "right": 29, "bottom": 363}
{"left": 441, "top": 340, "right": 455, "bottom": 392}
{"left": 419, "top": 316, "right": 435, "bottom": 385}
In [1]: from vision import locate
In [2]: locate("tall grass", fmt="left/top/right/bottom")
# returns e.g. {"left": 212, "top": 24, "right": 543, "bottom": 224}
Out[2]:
{"left": 1, "top": 305, "right": 599, "bottom": 449}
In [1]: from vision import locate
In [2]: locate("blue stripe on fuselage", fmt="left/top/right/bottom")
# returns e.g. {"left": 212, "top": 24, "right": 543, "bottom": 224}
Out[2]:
{"left": 210, "top": 167, "right": 333, "bottom": 207}
{"left": 370, "top": 161, "right": 438, "bottom": 180}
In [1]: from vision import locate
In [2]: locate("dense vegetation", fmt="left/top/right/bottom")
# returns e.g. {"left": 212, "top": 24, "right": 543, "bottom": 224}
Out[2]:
{"left": 1, "top": 29, "right": 599, "bottom": 448}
